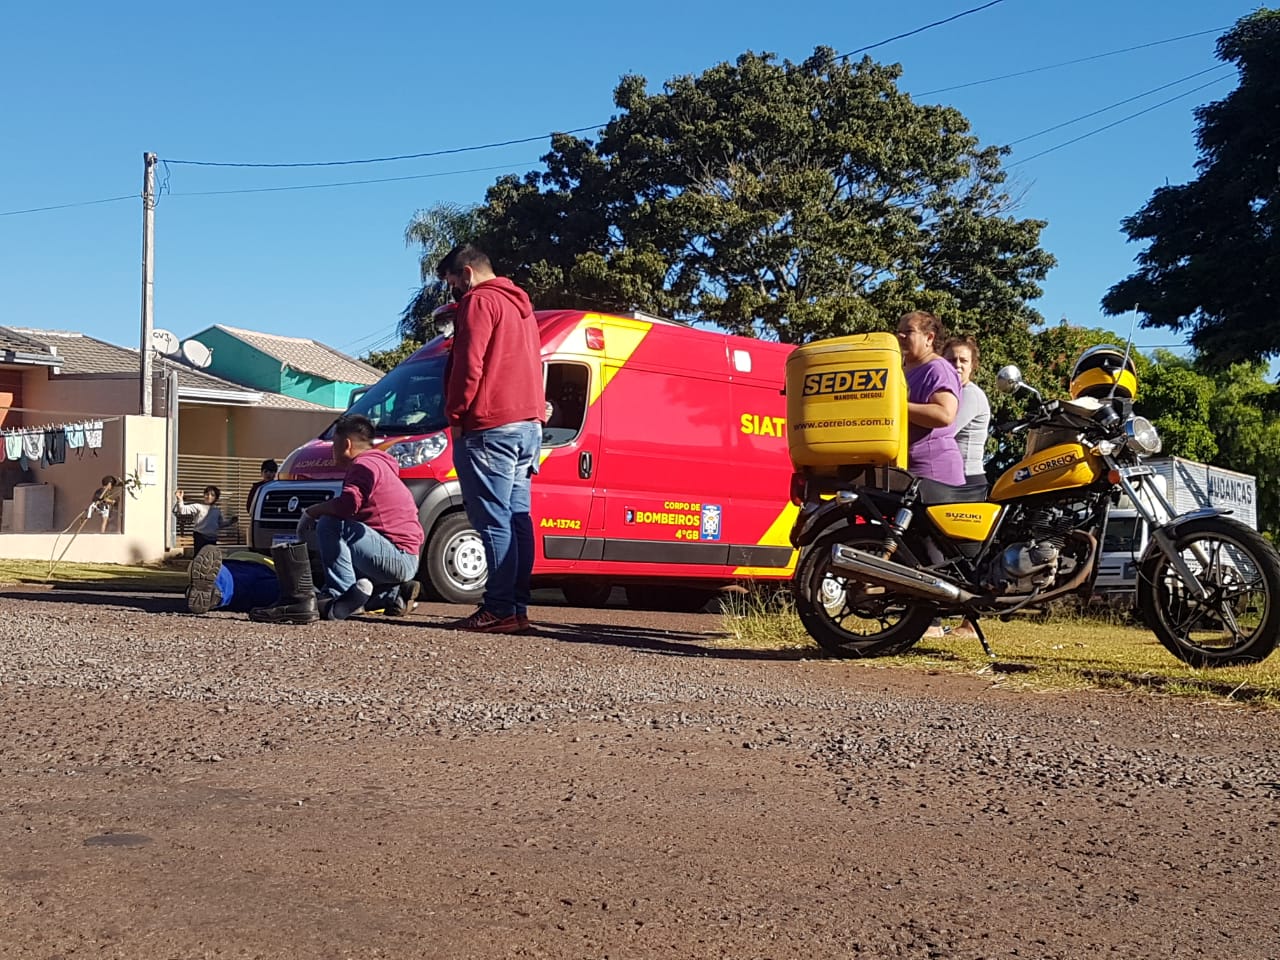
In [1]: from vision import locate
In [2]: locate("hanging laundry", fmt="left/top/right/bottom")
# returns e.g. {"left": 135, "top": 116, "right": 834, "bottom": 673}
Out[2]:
{"left": 66, "top": 423, "right": 85, "bottom": 450}
{"left": 43, "top": 427, "right": 67, "bottom": 466}
{"left": 85, "top": 420, "right": 104, "bottom": 452}
{"left": 4, "top": 432, "right": 21, "bottom": 461}
{"left": 22, "top": 429, "right": 44, "bottom": 463}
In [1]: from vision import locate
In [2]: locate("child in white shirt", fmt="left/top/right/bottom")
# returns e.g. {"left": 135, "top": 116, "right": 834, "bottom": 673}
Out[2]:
{"left": 174, "top": 485, "right": 238, "bottom": 551}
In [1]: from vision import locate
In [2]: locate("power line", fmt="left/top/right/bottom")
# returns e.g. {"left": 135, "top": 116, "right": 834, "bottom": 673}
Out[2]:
{"left": 160, "top": 125, "right": 601, "bottom": 169}
{"left": 835, "top": 0, "right": 1007, "bottom": 60}
{"left": 164, "top": 160, "right": 542, "bottom": 198}
{"left": 0, "top": 194, "right": 136, "bottom": 218}
{"left": 161, "top": 5, "right": 1011, "bottom": 172}
{"left": 919, "top": 25, "right": 1228, "bottom": 96}
{"left": 1008, "top": 74, "right": 1233, "bottom": 166}
{"left": 1008, "top": 64, "right": 1234, "bottom": 146}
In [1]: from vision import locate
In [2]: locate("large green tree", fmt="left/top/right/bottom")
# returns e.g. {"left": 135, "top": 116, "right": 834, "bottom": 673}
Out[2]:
{"left": 1103, "top": 10, "right": 1280, "bottom": 365}
{"left": 1208, "top": 362, "right": 1280, "bottom": 536}
{"left": 462, "top": 47, "right": 1053, "bottom": 351}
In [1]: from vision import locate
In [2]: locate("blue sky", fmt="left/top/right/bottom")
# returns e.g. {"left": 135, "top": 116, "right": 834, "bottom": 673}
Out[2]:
{"left": 0, "top": 0, "right": 1247, "bottom": 365}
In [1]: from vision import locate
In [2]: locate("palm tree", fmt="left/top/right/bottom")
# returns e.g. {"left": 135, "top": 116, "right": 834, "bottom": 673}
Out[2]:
{"left": 399, "top": 203, "right": 483, "bottom": 341}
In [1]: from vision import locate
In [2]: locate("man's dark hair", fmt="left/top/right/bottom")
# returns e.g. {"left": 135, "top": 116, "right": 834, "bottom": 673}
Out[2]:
{"left": 260, "top": 459, "right": 279, "bottom": 473}
{"left": 436, "top": 243, "right": 492, "bottom": 280}
{"left": 333, "top": 414, "right": 376, "bottom": 445}
{"left": 204, "top": 485, "right": 221, "bottom": 501}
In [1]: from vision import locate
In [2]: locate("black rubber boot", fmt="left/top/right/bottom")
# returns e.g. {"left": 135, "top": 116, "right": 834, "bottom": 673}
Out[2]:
{"left": 185, "top": 545, "right": 223, "bottom": 615}
{"left": 249, "top": 542, "right": 319, "bottom": 624}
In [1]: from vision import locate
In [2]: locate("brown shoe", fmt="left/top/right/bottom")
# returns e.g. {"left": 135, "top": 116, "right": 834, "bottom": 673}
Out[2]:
{"left": 446, "top": 607, "right": 522, "bottom": 634}
{"left": 516, "top": 613, "right": 534, "bottom": 634}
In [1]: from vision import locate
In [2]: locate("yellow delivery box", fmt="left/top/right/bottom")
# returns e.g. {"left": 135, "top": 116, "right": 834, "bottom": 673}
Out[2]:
{"left": 786, "top": 333, "right": 908, "bottom": 472}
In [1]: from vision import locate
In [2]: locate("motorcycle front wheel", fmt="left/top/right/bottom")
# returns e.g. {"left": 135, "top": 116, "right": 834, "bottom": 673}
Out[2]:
{"left": 1136, "top": 517, "right": 1280, "bottom": 667}
{"left": 793, "top": 526, "right": 936, "bottom": 658}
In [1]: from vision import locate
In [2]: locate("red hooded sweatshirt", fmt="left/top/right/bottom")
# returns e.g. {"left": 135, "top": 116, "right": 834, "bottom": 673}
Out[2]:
{"left": 445, "top": 277, "right": 545, "bottom": 432}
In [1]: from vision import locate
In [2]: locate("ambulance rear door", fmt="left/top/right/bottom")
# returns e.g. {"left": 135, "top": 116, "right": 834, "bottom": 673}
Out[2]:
{"left": 728, "top": 341, "right": 799, "bottom": 578}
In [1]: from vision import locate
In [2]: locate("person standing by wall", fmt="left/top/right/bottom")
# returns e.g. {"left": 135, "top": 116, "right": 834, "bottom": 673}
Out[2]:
{"left": 942, "top": 336, "right": 991, "bottom": 488}
{"left": 246, "top": 459, "right": 278, "bottom": 514}
{"left": 437, "top": 244, "right": 545, "bottom": 634}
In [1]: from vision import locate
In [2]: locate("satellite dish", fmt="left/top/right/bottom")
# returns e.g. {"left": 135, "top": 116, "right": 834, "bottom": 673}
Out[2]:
{"left": 151, "top": 329, "right": 181, "bottom": 355}
{"left": 180, "top": 339, "right": 213, "bottom": 369}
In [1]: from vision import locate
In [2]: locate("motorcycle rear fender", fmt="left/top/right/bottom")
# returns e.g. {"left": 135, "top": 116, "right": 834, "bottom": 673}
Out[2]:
{"left": 790, "top": 491, "right": 889, "bottom": 549}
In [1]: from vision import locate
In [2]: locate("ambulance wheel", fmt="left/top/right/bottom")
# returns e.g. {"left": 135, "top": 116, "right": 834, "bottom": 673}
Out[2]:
{"left": 561, "top": 581, "right": 614, "bottom": 607}
{"left": 422, "top": 512, "right": 487, "bottom": 605}
{"left": 625, "top": 584, "right": 716, "bottom": 613}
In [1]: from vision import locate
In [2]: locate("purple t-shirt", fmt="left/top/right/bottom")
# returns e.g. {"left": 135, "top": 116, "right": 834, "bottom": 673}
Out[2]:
{"left": 905, "top": 357, "right": 965, "bottom": 485}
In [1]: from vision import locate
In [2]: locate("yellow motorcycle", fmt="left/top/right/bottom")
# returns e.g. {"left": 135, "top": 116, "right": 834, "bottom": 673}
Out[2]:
{"left": 787, "top": 339, "right": 1280, "bottom": 667}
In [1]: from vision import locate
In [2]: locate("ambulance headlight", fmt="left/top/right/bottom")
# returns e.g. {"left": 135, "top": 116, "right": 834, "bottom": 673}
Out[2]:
{"left": 386, "top": 434, "right": 447, "bottom": 468}
{"left": 1123, "top": 417, "right": 1162, "bottom": 456}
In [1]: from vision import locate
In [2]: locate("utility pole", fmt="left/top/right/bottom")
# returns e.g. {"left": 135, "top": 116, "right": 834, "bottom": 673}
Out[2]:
{"left": 139, "top": 152, "right": 157, "bottom": 415}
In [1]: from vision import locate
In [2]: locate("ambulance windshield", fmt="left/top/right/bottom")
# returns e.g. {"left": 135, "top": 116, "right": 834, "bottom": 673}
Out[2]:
{"left": 339, "top": 354, "right": 448, "bottom": 437}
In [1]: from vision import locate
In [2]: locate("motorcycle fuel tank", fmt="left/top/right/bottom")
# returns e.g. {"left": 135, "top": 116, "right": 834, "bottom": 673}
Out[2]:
{"left": 990, "top": 441, "right": 1103, "bottom": 502}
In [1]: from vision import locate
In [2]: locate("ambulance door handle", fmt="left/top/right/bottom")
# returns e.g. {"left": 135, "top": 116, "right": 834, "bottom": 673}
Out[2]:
{"left": 578, "top": 451, "right": 593, "bottom": 479}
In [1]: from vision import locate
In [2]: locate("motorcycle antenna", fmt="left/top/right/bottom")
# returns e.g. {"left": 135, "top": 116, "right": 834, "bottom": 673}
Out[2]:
{"left": 1107, "top": 302, "right": 1140, "bottom": 402}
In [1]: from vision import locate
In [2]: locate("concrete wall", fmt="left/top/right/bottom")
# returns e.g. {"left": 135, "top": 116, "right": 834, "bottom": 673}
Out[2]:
{"left": 178, "top": 404, "right": 334, "bottom": 461}
{"left": 23, "top": 371, "right": 138, "bottom": 422}
{"left": 0, "top": 415, "right": 169, "bottom": 564}
{"left": 0, "top": 367, "right": 23, "bottom": 430}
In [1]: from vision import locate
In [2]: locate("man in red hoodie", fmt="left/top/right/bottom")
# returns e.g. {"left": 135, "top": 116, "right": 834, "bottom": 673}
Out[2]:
{"left": 438, "top": 244, "right": 545, "bottom": 633}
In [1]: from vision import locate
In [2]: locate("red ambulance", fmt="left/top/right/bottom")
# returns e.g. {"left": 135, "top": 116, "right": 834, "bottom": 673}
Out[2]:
{"left": 251, "top": 309, "right": 798, "bottom": 610}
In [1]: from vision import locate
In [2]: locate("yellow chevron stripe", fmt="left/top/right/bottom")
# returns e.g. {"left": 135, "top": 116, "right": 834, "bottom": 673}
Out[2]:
{"left": 733, "top": 502, "right": 800, "bottom": 577}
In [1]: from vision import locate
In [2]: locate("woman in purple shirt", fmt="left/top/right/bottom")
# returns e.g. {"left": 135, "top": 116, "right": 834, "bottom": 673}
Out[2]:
{"left": 896, "top": 310, "right": 965, "bottom": 485}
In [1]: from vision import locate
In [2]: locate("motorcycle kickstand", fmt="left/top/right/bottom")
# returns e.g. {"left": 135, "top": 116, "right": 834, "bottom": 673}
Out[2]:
{"left": 970, "top": 618, "right": 995, "bottom": 659}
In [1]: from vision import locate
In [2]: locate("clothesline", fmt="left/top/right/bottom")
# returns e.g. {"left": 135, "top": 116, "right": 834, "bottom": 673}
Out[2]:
{"left": 0, "top": 406, "right": 127, "bottom": 421}
{"left": 2, "top": 419, "right": 106, "bottom": 468}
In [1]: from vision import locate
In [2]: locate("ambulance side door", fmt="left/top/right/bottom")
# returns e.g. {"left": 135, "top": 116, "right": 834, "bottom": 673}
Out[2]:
{"left": 592, "top": 350, "right": 734, "bottom": 571}
{"left": 532, "top": 360, "right": 600, "bottom": 569}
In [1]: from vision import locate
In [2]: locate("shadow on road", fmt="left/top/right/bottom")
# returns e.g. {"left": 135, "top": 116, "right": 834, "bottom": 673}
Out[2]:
{"left": 0, "top": 589, "right": 181, "bottom": 615}
{"left": 412, "top": 615, "right": 814, "bottom": 662}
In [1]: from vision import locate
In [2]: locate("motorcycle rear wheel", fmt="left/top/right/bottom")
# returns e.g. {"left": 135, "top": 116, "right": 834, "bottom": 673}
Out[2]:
{"left": 793, "top": 527, "right": 936, "bottom": 658}
{"left": 1137, "top": 517, "right": 1280, "bottom": 667}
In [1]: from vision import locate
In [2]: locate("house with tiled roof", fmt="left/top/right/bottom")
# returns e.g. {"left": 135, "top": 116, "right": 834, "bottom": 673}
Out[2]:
{"left": 0, "top": 326, "right": 342, "bottom": 552}
{"left": 186, "top": 324, "right": 381, "bottom": 410}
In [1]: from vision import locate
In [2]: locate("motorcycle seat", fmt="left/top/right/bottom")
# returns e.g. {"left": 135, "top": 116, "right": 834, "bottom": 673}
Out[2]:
{"left": 915, "top": 477, "right": 989, "bottom": 505}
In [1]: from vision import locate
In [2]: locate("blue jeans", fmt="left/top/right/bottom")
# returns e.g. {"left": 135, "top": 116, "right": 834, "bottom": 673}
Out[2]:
{"left": 453, "top": 420, "right": 541, "bottom": 618}
{"left": 315, "top": 515, "right": 419, "bottom": 599}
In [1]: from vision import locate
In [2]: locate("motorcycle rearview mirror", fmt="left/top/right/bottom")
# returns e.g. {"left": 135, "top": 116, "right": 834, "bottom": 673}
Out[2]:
{"left": 996, "top": 365, "right": 1024, "bottom": 395}
{"left": 996, "top": 364, "right": 1043, "bottom": 403}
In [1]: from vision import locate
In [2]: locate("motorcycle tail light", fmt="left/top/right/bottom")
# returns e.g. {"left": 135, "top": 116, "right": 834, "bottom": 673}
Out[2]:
{"left": 788, "top": 473, "right": 806, "bottom": 505}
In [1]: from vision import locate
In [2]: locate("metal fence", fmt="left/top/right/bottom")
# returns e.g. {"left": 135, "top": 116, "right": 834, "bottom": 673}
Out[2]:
{"left": 175, "top": 454, "right": 263, "bottom": 549}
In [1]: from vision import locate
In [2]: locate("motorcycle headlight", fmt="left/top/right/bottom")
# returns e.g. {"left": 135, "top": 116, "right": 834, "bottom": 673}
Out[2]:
{"left": 385, "top": 434, "right": 447, "bottom": 468}
{"left": 1123, "top": 417, "right": 1162, "bottom": 456}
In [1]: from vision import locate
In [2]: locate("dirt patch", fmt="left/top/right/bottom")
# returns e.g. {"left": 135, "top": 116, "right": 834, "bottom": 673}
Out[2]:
{"left": 2, "top": 591, "right": 1279, "bottom": 958}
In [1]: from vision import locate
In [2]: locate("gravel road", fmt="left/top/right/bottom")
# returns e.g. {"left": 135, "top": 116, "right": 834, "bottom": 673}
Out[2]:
{"left": 2, "top": 587, "right": 1279, "bottom": 959}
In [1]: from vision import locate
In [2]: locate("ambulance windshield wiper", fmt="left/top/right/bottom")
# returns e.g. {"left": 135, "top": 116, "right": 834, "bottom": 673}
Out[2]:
{"left": 372, "top": 418, "right": 449, "bottom": 437}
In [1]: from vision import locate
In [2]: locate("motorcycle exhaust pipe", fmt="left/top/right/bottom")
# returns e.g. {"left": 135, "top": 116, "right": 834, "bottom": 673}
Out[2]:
{"left": 829, "top": 544, "right": 978, "bottom": 604}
